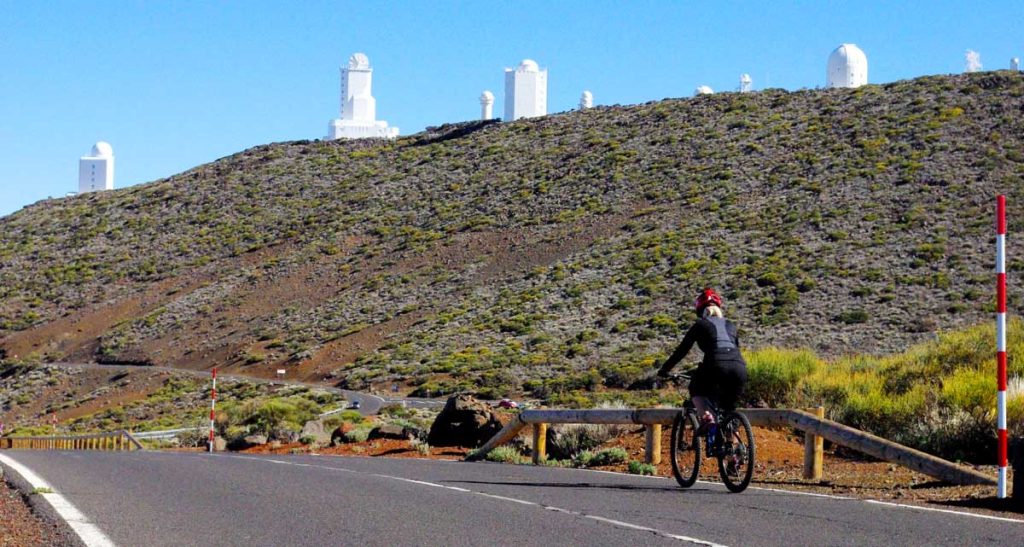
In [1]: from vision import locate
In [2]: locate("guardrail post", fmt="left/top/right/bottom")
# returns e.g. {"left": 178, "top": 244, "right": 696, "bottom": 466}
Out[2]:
{"left": 803, "top": 406, "right": 825, "bottom": 480}
{"left": 645, "top": 424, "right": 662, "bottom": 465}
{"left": 532, "top": 423, "right": 548, "bottom": 464}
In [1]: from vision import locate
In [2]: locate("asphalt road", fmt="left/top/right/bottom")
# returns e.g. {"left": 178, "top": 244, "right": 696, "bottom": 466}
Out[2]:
{"left": 2, "top": 451, "right": 1021, "bottom": 546}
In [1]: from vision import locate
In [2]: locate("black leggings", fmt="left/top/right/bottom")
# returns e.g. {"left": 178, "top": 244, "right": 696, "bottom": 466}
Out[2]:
{"left": 688, "top": 358, "right": 747, "bottom": 411}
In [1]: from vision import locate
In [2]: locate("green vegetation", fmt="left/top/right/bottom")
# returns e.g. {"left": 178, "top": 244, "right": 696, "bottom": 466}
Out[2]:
{"left": 485, "top": 445, "right": 528, "bottom": 464}
{"left": 741, "top": 319, "right": 1024, "bottom": 461}
{"left": 575, "top": 447, "right": 628, "bottom": 468}
{"left": 627, "top": 461, "right": 656, "bottom": 475}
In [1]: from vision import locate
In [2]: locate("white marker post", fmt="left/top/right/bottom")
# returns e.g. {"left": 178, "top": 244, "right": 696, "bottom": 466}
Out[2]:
{"left": 209, "top": 367, "right": 217, "bottom": 453}
{"left": 996, "top": 195, "right": 1008, "bottom": 499}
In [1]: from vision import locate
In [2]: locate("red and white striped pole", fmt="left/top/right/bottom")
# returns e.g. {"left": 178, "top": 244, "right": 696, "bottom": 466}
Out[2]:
{"left": 996, "top": 195, "right": 1008, "bottom": 499}
{"left": 209, "top": 367, "right": 217, "bottom": 453}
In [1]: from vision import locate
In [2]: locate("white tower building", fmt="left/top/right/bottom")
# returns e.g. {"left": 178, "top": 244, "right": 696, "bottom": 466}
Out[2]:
{"left": 826, "top": 44, "right": 868, "bottom": 88}
{"left": 965, "top": 50, "right": 983, "bottom": 73}
{"left": 504, "top": 59, "right": 547, "bottom": 121}
{"left": 1012, "top": 58, "right": 1021, "bottom": 71}
{"left": 739, "top": 74, "right": 752, "bottom": 93}
{"left": 694, "top": 85, "right": 714, "bottom": 96}
{"left": 480, "top": 91, "right": 495, "bottom": 120}
{"left": 326, "top": 53, "right": 399, "bottom": 140}
{"left": 78, "top": 141, "right": 114, "bottom": 194}
{"left": 579, "top": 90, "right": 593, "bottom": 110}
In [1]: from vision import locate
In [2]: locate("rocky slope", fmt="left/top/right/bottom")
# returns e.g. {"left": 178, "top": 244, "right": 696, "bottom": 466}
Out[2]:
{"left": 2, "top": 71, "right": 1024, "bottom": 398}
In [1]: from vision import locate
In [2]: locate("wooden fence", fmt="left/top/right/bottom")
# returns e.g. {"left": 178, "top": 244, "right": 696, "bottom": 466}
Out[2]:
{"left": 0, "top": 430, "right": 144, "bottom": 451}
{"left": 468, "top": 407, "right": 996, "bottom": 487}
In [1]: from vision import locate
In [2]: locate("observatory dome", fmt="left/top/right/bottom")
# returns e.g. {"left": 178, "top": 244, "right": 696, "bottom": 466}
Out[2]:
{"left": 480, "top": 90, "right": 494, "bottom": 101}
{"left": 827, "top": 44, "right": 868, "bottom": 88}
{"left": 91, "top": 141, "right": 113, "bottom": 158}
{"left": 518, "top": 59, "right": 540, "bottom": 72}
{"left": 348, "top": 53, "right": 371, "bottom": 70}
{"left": 694, "top": 85, "right": 714, "bottom": 96}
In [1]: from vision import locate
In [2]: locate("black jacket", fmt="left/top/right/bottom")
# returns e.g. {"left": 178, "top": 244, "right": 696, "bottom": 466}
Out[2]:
{"left": 658, "top": 316, "right": 743, "bottom": 375}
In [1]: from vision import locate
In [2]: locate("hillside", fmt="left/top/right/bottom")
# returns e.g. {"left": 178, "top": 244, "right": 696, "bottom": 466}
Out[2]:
{"left": 2, "top": 71, "right": 1024, "bottom": 399}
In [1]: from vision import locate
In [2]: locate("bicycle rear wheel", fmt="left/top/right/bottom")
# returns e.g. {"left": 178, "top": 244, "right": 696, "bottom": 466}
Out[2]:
{"left": 717, "top": 411, "right": 755, "bottom": 493}
{"left": 670, "top": 410, "right": 702, "bottom": 488}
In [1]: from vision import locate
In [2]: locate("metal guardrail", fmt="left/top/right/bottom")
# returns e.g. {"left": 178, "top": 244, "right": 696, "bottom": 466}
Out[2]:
{"left": 467, "top": 407, "right": 997, "bottom": 487}
{"left": 131, "top": 427, "right": 205, "bottom": 440}
{"left": 0, "top": 430, "right": 144, "bottom": 451}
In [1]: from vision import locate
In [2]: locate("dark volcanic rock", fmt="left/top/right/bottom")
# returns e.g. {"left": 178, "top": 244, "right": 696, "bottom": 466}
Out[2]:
{"left": 427, "top": 394, "right": 503, "bottom": 448}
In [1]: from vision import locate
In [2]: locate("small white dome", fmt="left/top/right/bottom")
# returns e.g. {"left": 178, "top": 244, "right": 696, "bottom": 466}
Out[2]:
{"left": 91, "top": 141, "right": 113, "bottom": 157}
{"left": 694, "top": 85, "right": 714, "bottom": 96}
{"left": 830, "top": 44, "right": 867, "bottom": 65}
{"left": 348, "top": 52, "right": 370, "bottom": 70}
{"left": 518, "top": 59, "right": 539, "bottom": 72}
{"left": 581, "top": 90, "right": 593, "bottom": 100}
{"left": 480, "top": 90, "right": 494, "bottom": 102}
{"left": 827, "top": 43, "right": 868, "bottom": 88}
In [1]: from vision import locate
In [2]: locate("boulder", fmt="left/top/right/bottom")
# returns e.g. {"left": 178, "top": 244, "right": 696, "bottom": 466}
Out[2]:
{"left": 269, "top": 429, "right": 299, "bottom": 443}
{"left": 427, "top": 394, "right": 504, "bottom": 448}
{"left": 226, "top": 434, "right": 267, "bottom": 451}
{"left": 213, "top": 436, "right": 227, "bottom": 452}
{"left": 330, "top": 423, "right": 356, "bottom": 446}
{"left": 245, "top": 434, "right": 268, "bottom": 446}
{"left": 368, "top": 424, "right": 425, "bottom": 441}
{"left": 300, "top": 419, "right": 332, "bottom": 446}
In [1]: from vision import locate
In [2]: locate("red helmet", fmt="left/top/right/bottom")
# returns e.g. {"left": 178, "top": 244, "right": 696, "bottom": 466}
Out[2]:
{"left": 694, "top": 287, "right": 723, "bottom": 314}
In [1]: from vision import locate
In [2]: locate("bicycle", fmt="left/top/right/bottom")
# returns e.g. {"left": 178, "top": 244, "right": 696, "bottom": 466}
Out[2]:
{"left": 661, "top": 370, "right": 755, "bottom": 493}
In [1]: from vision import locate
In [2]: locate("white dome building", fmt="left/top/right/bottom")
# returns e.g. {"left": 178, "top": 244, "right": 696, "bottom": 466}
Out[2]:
{"left": 579, "top": 90, "right": 593, "bottom": 109}
{"left": 827, "top": 44, "right": 868, "bottom": 88}
{"left": 326, "top": 52, "right": 399, "bottom": 140}
{"left": 480, "top": 90, "right": 495, "bottom": 120}
{"left": 694, "top": 85, "right": 714, "bottom": 96}
{"left": 91, "top": 141, "right": 113, "bottom": 158}
{"left": 504, "top": 59, "right": 548, "bottom": 121}
{"left": 79, "top": 141, "right": 114, "bottom": 194}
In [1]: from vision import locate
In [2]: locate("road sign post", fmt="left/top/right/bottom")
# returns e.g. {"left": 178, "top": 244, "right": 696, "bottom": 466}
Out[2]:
{"left": 996, "top": 195, "right": 1008, "bottom": 499}
{"left": 209, "top": 367, "right": 217, "bottom": 453}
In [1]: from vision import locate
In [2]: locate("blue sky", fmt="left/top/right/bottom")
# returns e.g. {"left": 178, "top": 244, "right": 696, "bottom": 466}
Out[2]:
{"left": 1, "top": 1, "right": 1021, "bottom": 217}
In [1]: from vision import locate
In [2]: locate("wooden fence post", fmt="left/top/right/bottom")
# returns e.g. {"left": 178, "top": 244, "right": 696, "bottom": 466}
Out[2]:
{"left": 532, "top": 423, "right": 548, "bottom": 464}
{"left": 803, "top": 406, "right": 825, "bottom": 480}
{"left": 645, "top": 424, "right": 662, "bottom": 465}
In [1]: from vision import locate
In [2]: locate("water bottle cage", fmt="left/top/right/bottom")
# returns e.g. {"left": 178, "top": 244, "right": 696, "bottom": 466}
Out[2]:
{"left": 706, "top": 424, "right": 718, "bottom": 457}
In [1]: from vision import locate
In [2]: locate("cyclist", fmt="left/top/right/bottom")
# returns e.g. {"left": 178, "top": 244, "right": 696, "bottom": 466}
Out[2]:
{"left": 656, "top": 287, "right": 748, "bottom": 422}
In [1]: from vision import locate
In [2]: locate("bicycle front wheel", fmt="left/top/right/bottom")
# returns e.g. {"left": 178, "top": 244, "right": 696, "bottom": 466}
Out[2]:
{"left": 670, "top": 410, "right": 702, "bottom": 488}
{"left": 717, "top": 411, "right": 755, "bottom": 493}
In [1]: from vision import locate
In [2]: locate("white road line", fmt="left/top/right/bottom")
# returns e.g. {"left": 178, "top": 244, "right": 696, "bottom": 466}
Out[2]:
{"left": 751, "top": 484, "right": 1023, "bottom": 523}
{"left": 229, "top": 454, "right": 724, "bottom": 545}
{"left": 230, "top": 454, "right": 1015, "bottom": 528}
{"left": 863, "top": 499, "right": 1024, "bottom": 524}
{"left": 566, "top": 466, "right": 1023, "bottom": 524}
{"left": 0, "top": 453, "right": 116, "bottom": 547}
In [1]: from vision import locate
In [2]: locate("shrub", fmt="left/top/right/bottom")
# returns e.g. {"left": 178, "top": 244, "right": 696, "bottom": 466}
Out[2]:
{"left": 576, "top": 447, "right": 628, "bottom": 467}
{"left": 836, "top": 309, "right": 869, "bottom": 324}
{"left": 547, "top": 422, "right": 625, "bottom": 460}
{"left": 627, "top": 461, "right": 656, "bottom": 475}
{"left": 486, "top": 445, "right": 527, "bottom": 464}
{"left": 343, "top": 427, "right": 372, "bottom": 443}
{"left": 744, "top": 348, "right": 819, "bottom": 407}
{"left": 410, "top": 438, "right": 431, "bottom": 456}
